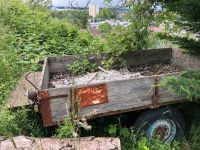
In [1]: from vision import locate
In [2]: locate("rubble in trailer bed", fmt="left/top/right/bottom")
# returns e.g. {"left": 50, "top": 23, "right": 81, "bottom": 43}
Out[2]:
{"left": 49, "top": 63, "right": 183, "bottom": 88}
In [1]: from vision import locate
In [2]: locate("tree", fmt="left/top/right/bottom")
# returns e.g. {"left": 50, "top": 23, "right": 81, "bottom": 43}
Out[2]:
{"left": 156, "top": 0, "right": 200, "bottom": 100}
{"left": 98, "top": 8, "right": 117, "bottom": 20}
{"left": 26, "top": 0, "right": 51, "bottom": 8}
{"left": 125, "top": 0, "right": 153, "bottom": 50}
{"left": 51, "top": 10, "right": 89, "bottom": 29}
{"left": 98, "top": 22, "right": 113, "bottom": 34}
{"left": 157, "top": 0, "right": 200, "bottom": 32}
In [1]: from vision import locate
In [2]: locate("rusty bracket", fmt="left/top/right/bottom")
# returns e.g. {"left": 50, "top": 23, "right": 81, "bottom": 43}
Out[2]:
{"left": 151, "top": 76, "right": 160, "bottom": 109}
{"left": 38, "top": 90, "right": 53, "bottom": 127}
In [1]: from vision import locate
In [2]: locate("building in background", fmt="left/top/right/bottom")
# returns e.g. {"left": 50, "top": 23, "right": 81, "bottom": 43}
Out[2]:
{"left": 89, "top": 4, "right": 100, "bottom": 18}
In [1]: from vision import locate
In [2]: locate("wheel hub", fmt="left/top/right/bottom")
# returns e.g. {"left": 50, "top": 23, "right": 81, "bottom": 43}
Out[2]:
{"left": 147, "top": 119, "right": 176, "bottom": 143}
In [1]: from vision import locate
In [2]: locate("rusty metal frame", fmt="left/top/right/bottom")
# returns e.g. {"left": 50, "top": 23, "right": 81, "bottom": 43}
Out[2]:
{"left": 37, "top": 91, "right": 69, "bottom": 127}
{"left": 38, "top": 90, "right": 53, "bottom": 127}
{"left": 151, "top": 76, "right": 160, "bottom": 108}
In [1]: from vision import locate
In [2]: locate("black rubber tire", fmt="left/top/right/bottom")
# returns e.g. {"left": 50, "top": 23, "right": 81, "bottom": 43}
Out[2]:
{"left": 134, "top": 106, "right": 185, "bottom": 143}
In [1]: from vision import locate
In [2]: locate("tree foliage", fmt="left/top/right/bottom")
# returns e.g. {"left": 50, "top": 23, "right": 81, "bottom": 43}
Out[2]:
{"left": 98, "top": 8, "right": 117, "bottom": 19}
{"left": 51, "top": 10, "right": 89, "bottom": 29}
{"left": 104, "top": 0, "right": 154, "bottom": 56}
{"left": 158, "top": 0, "right": 200, "bottom": 32}
{"left": 98, "top": 22, "right": 113, "bottom": 34}
{"left": 161, "top": 70, "right": 200, "bottom": 101}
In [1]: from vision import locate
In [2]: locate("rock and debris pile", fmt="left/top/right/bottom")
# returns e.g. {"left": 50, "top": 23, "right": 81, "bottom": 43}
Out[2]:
{"left": 50, "top": 69, "right": 142, "bottom": 88}
{"left": 49, "top": 63, "right": 183, "bottom": 88}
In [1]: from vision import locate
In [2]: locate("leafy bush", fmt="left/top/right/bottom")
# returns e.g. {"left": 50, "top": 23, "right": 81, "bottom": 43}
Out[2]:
{"left": 160, "top": 70, "right": 200, "bottom": 101}
{"left": 97, "top": 8, "right": 117, "bottom": 19}
{"left": 68, "top": 59, "right": 97, "bottom": 76}
{"left": 102, "top": 1, "right": 155, "bottom": 58}
{"left": 0, "top": 107, "right": 44, "bottom": 137}
{"left": 0, "top": 0, "right": 104, "bottom": 71}
{"left": 51, "top": 10, "right": 89, "bottom": 29}
{"left": 0, "top": 109, "right": 20, "bottom": 137}
{"left": 105, "top": 124, "right": 180, "bottom": 150}
{"left": 98, "top": 22, "right": 113, "bottom": 34}
{"left": 56, "top": 119, "right": 75, "bottom": 138}
{"left": 0, "top": 0, "right": 104, "bottom": 137}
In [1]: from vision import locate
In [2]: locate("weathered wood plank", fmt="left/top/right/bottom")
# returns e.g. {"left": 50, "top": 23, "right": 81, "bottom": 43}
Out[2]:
{"left": 47, "top": 48, "right": 172, "bottom": 73}
{"left": 48, "top": 89, "right": 71, "bottom": 122}
{"left": 7, "top": 72, "right": 41, "bottom": 108}
{"left": 171, "top": 48, "right": 200, "bottom": 70}
{"left": 51, "top": 110, "right": 68, "bottom": 122}
{"left": 79, "top": 77, "right": 154, "bottom": 117}
{"left": 121, "top": 48, "right": 172, "bottom": 66}
{"left": 50, "top": 101, "right": 69, "bottom": 111}
{"left": 39, "top": 59, "right": 49, "bottom": 89}
{"left": 47, "top": 87, "right": 70, "bottom": 97}
{"left": 48, "top": 55, "right": 80, "bottom": 73}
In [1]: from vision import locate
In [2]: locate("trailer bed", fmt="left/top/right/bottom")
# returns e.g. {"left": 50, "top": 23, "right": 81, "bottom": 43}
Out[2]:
{"left": 30, "top": 48, "right": 200, "bottom": 127}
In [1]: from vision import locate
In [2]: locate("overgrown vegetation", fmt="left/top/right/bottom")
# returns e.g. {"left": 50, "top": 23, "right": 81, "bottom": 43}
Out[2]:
{"left": 51, "top": 10, "right": 89, "bottom": 29}
{"left": 0, "top": 0, "right": 103, "bottom": 137}
{"left": 0, "top": 0, "right": 200, "bottom": 149}
{"left": 160, "top": 70, "right": 200, "bottom": 101}
{"left": 56, "top": 119, "right": 74, "bottom": 138}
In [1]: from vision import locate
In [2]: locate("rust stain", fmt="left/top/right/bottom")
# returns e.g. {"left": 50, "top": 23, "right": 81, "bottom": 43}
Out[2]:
{"left": 38, "top": 90, "right": 53, "bottom": 127}
{"left": 75, "top": 84, "right": 108, "bottom": 108}
{"left": 151, "top": 76, "right": 160, "bottom": 109}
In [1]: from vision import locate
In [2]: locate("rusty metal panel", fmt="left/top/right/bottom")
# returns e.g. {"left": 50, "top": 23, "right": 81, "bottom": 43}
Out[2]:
{"left": 75, "top": 84, "right": 108, "bottom": 108}
{"left": 38, "top": 91, "right": 53, "bottom": 127}
{"left": 151, "top": 76, "right": 160, "bottom": 109}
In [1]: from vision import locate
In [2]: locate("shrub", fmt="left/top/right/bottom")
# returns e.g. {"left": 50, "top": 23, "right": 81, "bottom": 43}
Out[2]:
{"left": 98, "top": 22, "right": 113, "bottom": 35}
{"left": 160, "top": 70, "right": 200, "bottom": 101}
{"left": 56, "top": 119, "right": 74, "bottom": 138}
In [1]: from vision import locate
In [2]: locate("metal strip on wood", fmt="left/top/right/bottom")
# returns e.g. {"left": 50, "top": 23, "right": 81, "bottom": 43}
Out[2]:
{"left": 38, "top": 91, "right": 53, "bottom": 127}
{"left": 151, "top": 76, "right": 160, "bottom": 108}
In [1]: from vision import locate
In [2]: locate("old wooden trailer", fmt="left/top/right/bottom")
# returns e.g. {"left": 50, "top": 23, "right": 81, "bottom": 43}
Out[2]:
{"left": 27, "top": 48, "right": 200, "bottom": 142}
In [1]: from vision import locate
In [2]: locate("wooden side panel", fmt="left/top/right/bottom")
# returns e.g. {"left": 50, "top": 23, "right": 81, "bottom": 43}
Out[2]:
{"left": 158, "top": 73, "right": 184, "bottom": 103}
{"left": 79, "top": 77, "right": 154, "bottom": 117}
{"left": 121, "top": 48, "right": 172, "bottom": 66}
{"left": 47, "top": 48, "right": 172, "bottom": 74}
{"left": 48, "top": 88, "right": 71, "bottom": 123}
{"left": 39, "top": 59, "right": 49, "bottom": 89}
{"left": 171, "top": 48, "right": 200, "bottom": 70}
{"left": 48, "top": 56, "right": 80, "bottom": 73}
{"left": 40, "top": 73, "right": 186, "bottom": 126}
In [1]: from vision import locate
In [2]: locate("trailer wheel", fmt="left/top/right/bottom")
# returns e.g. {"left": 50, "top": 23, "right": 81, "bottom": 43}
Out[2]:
{"left": 134, "top": 106, "right": 185, "bottom": 143}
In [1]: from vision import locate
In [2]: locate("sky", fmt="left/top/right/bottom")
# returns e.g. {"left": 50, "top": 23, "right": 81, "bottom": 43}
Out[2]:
{"left": 51, "top": 0, "right": 117, "bottom": 7}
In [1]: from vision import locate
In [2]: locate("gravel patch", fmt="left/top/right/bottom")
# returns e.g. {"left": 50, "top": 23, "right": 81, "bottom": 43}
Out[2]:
{"left": 49, "top": 63, "right": 183, "bottom": 88}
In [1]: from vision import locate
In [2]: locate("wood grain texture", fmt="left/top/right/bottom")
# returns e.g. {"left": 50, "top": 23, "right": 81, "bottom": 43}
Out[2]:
{"left": 48, "top": 88, "right": 71, "bottom": 122}
{"left": 121, "top": 48, "right": 172, "bottom": 66}
{"left": 48, "top": 55, "right": 80, "bottom": 73}
{"left": 158, "top": 73, "right": 184, "bottom": 103}
{"left": 7, "top": 72, "right": 41, "bottom": 108}
{"left": 79, "top": 77, "right": 154, "bottom": 117}
{"left": 47, "top": 48, "right": 172, "bottom": 73}
{"left": 171, "top": 48, "right": 200, "bottom": 70}
{"left": 39, "top": 59, "right": 49, "bottom": 89}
